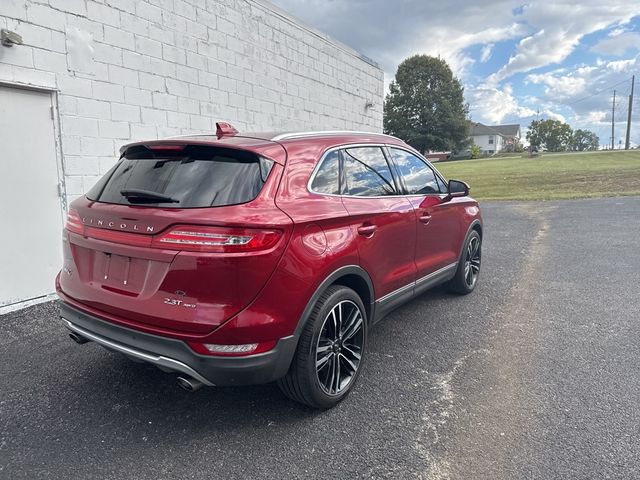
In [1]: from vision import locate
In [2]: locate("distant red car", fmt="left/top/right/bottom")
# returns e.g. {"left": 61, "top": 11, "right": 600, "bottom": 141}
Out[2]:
{"left": 57, "top": 124, "right": 482, "bottom": 408}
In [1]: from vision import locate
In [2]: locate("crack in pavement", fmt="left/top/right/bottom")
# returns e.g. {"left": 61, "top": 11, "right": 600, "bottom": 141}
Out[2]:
{"left": 415, "top": 203, "right": 557, "bottom": 480}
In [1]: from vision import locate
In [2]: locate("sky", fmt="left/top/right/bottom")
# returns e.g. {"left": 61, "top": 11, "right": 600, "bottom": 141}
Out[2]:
{"left": 270, "top": 0, "right": 640, "bottom": 147}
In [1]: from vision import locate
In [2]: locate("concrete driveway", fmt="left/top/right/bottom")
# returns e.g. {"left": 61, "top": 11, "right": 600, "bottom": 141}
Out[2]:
{"left": 1, "top": 197, "right": 639, "bottom": 479}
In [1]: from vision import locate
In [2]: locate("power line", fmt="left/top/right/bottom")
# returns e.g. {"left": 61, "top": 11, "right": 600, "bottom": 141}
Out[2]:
{"left": 565, "top": 77, "right": 632, "bottom": 107}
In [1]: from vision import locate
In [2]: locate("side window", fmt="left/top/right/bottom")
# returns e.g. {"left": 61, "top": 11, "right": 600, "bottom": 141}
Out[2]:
{"left": 342, "top": 147, "right": 396, "bottom": 196}
{"left": 436, "top": 174, "right": 448, "bottom": 193}
{"left": 390, "top": 148, "right": 441, "bottom": 195}
{"left": 310, "top": 150, "right": 340, "bottom": 195}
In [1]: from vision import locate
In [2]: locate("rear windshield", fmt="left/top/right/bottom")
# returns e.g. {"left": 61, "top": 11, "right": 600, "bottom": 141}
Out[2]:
{"left": 86, "top": 145, "right": 274, "bottom": 208}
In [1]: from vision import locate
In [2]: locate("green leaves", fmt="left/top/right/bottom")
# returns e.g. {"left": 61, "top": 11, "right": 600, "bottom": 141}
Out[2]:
{"left": 526, "top": 120, "right": 600, "bottom": 152}
{"left": 384, "top": 55, "right": 469, "bottom": 153}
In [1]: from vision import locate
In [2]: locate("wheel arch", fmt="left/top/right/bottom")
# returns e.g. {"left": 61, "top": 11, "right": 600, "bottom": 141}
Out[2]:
{"left": 293, "top": 265, "right": 375, "bottom": 338}
{"left": 458, "top": 219, "right": 483, "bottom": 261}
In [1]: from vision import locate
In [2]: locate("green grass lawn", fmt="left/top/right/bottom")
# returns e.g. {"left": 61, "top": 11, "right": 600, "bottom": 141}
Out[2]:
{"left": 436, "top": 150, "right": 640, "bottom": 201}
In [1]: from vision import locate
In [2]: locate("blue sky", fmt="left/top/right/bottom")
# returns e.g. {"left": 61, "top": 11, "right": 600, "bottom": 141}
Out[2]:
{"left": 271, "top": 1, "right": 640, "bottom": 147}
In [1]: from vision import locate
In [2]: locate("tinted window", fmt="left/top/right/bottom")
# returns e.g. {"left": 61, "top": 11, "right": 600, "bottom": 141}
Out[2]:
{"left": 436, "top": 174, "right": 448, "bottom": 193}
{"left": 310, "top": 150, "right": 340, "bottom": 195}
{"left": 390, "top": 148, "right": 441, "bottom": 195}
{"left": 87, "top": 145, "right": 273, "bottom": 208}
{"left": 342, "top": 147, "right": 395, "bottom": 196}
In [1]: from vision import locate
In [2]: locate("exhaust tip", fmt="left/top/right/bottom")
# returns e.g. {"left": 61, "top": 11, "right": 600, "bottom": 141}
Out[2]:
{"left": 69, "top": 332, "right": 90, "bottom": 345}
{"left": 177, "top": 376, "right": 204, "bottom": 392}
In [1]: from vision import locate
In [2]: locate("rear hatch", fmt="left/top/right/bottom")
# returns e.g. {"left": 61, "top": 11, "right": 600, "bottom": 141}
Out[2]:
{"left": 59, "top": 140, "right": 292, "bottom": 335}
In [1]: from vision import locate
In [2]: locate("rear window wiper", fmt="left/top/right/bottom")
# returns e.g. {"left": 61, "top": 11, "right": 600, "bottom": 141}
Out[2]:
{"left": 120, "top": 189, "right": 179, "bottom": 203}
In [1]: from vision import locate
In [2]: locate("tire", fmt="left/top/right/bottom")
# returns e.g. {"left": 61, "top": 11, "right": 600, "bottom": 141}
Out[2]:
{"left": 277, "top": 285, "right": 367, "bottom": 409}
{"left": 447, "top": 230, "right": 482, "bottom": 295}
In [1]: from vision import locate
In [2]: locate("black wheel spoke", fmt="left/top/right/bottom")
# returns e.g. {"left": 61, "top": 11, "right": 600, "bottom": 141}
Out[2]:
{"left": 339, "top": 353, "right": 358, "bottom": 374}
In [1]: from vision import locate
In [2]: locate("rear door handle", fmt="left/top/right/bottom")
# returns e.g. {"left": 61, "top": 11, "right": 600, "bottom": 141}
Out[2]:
{"left": 357, "top": 224, "right": 378, "bottom": 236}
{"left": 419, "top": 213, "right": 432, "bottom": 224}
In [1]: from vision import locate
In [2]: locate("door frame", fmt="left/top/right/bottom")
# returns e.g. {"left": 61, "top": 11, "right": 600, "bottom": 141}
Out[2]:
{"left": 0, "top": 81, "right": 67, "bottom": 219}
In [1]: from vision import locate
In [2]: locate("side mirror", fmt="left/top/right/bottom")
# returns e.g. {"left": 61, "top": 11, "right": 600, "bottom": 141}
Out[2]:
{"left": 447, "top": 179, "right": 469, "bottom": 198}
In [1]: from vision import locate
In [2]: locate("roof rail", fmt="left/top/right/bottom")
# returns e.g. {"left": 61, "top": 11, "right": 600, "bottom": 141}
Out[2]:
{"left": 270, "top": 131, "right": 403, "bottom": 142}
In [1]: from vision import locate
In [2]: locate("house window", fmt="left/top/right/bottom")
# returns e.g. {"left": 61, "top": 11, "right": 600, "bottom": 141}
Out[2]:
{"left": 488, "top": 136, "right": 494, "bottom": 145}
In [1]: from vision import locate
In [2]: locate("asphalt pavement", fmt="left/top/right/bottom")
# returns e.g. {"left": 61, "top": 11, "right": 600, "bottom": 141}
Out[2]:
{"left": 1, "top": 196, "right": 639, "bottom": 479}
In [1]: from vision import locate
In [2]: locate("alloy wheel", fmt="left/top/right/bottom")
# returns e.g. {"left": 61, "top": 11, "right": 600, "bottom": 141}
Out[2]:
{"left": 315, "top": 300, "right": 364, "bottom": 396}
{"left": 464, "top": 236, "right": 481, "bottom": 288}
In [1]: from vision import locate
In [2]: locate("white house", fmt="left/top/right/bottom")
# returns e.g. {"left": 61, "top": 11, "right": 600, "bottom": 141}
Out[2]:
{"left": 470, "top": 123, "right": 521, "bottom": 154}
{"left": 0, "top": 0, "right": 384, "bottom": 312}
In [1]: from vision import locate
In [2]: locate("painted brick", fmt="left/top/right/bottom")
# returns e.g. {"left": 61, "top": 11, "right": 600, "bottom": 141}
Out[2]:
{"left": 111, "top": 102, "right": 140, "bottom": 122}
{"left": 94, "top": 42, "right": 123, "bottom": 65}
{"left": 122, "top": 51, "right": 152, "bottom": 73}
{"left": 135, "top": 36, "right": 162, "bottom": 58}
{"left": 50, "top": 0, "right": 87, "bottom": 16}
{"left": 104, "top": 25, "right": 134, "bottom": 50}
{"left": 104, "top": 0, "right": 137, "bottom": 14}
{"left": 64, "top": 175, "right": 84, "bottom": 195}
{"left": 2, "top": 0, "right": 383, "bottom": 208}
{"left": 108, "top": 65, "right": 138, "bottom": 87}
{"left": 130, "top": 123, "right": 158, "bottom": 140}
{"left": 62, "top": 116, "right": 99, "bottom": 137}
{"left": 76, "top": 98, "right": 111, "bottom": 119}
{"left": 81, "top": 136, "right": 115, "bottom": 156}
{"left": 0, "top": 0, "right": 27, "bottom": 21}
{"left": 86, "top": 2, "right": 120, "bottom": 28}
{"left": 26, "top": 4, "right": 66, "bottom": 31}
{"left": 1, "top": 44, "right": 34, "bottom": 68}
{"left": 64, "top": 155, "right": 100, "bottom": 175}
{"left": 124, "top": 86, "right": 152, "bottom": 107}
{"left": 93, "top": 81, "right": 125, "bottom": 102}
{"left": 162, "top": 44, "right": 186, "bottom": 65}
{"left": 138, "top": 72, "right": 165, "bottom": 92}
{"left": 151, "top": 92, "right": 178, "bottom": 111}
{"left": 98, "top": 119, "right": 130, "bottom": 139}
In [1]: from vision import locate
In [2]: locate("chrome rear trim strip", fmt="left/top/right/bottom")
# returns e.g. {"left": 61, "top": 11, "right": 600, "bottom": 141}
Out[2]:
{"left": 63, "top": 319, "right": 215, "bottom": 386}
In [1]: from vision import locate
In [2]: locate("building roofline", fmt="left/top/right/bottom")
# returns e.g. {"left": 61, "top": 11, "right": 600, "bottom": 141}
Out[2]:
{"left": 252, "top": 0, "right": 381, "bottom": 70}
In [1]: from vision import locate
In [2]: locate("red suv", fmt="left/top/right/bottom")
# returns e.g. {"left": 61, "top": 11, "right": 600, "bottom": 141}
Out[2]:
{"left": 57, "top": 123, "right": 482, "bottom": 409}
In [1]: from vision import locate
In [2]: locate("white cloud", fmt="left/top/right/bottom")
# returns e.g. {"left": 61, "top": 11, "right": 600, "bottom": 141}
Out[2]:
{"left": 272, "top": 0, "right": 529, "bottom": 81}
{"left": 480, "top": 44, "right": 494, "bottom": 63}
{"left": 593, "top": 32, "right": 640, "bottom": 56}
{"left": 607, "top": 58, "right": 636, "bottom": 72}
{"left": 488, "top": 2, "right": 637, "bottom": 83}
{"left": 541, "top": 109, "right": 566, "bottom": 123}
{"left": 526, "top": 72, "right": 588, "bottom": 98}
{"left": 470, "top": 83, "right": 537, "bottom": 123}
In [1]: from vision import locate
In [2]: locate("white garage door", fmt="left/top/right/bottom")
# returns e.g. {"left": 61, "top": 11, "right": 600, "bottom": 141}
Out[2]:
{"left": 0, "top": 85, "right": 64, "bottom": 310}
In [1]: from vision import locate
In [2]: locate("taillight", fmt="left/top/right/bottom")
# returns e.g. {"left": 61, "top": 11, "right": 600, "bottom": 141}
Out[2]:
{"left": 65, "top": 209, "right": 83, "bottom": 234}
{"left": 146, "top": 144, "right": 185, "bottom": 151}
{"left": 151, "top": 226, "right": 281, "bottom": 253}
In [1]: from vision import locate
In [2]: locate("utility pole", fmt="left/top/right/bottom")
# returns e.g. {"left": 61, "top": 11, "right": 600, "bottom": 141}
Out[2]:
{"left": 625, "top": 75, "right": 635, "bottom": 150}
{"left": 611, "top": 90, "right": 616, "bottom": 150}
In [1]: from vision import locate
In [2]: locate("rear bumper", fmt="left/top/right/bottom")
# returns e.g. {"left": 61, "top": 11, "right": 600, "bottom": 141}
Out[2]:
{"left": 59, "top": 301, "right": 298, "bottom": 386}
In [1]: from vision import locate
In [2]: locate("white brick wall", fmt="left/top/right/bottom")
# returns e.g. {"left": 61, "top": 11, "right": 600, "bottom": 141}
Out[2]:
{"left": 0, "top": 0, "right": 384, "bottom": 205}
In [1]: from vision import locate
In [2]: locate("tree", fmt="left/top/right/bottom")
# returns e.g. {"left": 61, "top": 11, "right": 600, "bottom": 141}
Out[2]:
{"left": 384, "top": 55, "right": 469, "bottom": 153}
{"left": 572, "top": 129, "right": 599, "bottom": 151}
{"left": 470, "top": 144, "right": 482, "bottom": 159}
{"left": 526, "top": 119, "right": 573, "bottom": 152}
